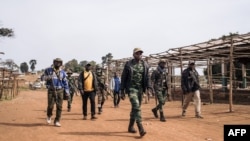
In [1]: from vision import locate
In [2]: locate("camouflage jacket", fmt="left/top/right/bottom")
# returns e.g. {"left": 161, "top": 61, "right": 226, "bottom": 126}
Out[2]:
{"left": 151, "top": 66, "right": 168, "bottom": 90}
{"left": 120, "top": 59, "right": 151, "bottom": 93}
{"left": 67, "top": 76, "right": 77, "bottom": 93}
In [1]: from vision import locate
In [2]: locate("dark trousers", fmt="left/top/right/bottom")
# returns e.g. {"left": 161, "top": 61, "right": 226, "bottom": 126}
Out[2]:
{"left": 67, "top": 91, "right": 74, "bottom": 109}
{"left": 47, "top": 89, "right": 63, "bottom": 122}
{"left": 113, "top": 90, "right": 120, "bottom": 106}
{"left": 81, "top": 91, "right": 96, "bottom": 117}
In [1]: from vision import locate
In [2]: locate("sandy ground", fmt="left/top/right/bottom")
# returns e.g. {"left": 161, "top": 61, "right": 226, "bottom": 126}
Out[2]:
{"left": 0, "top": 86, "right": 250, "bottom": 141}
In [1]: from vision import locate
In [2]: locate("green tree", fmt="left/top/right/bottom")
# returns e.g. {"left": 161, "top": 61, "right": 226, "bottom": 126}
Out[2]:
{"left": 4, "top": 59, "right": 19, "bottom": 71}
{"left": 101, "top": 53, "right": 113, "bottom": 67}
{"left": 0, "top": 27, "right": 14, "bottom": 37}
{"left": 20, "top": 62, "right": 29, "bottom": 73}
{"left": 29, "top": 59, "right": 37, "bottom": 72}
{"left": 79, "top": 60, "right": 88, "bottom": 67}
{"left": 64, "top": 59, "right": 78, "bottom": 72}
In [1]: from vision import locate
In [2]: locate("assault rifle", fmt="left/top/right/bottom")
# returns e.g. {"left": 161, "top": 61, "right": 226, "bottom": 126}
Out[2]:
{"left": 189, "top": 70, "right": 201, "bottom": 89}
{"left": 68, "top": 77, "right": 78, "bottom": 95}
{"left": 49, "top": 77, "right": 59, "bottom": 104}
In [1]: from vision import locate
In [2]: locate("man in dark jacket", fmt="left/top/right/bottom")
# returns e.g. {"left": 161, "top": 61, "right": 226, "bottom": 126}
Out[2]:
{"left": 151, "top": 59, "right": 168, "bottom": 122}
{"left": 120, "top": 48, "right": 150, "bottom": 137}
{"left": 181, "top": 60, "right": 203, "bottom": 119}
{"left": 78, "top": 63, "right": 99, "bottom": 120}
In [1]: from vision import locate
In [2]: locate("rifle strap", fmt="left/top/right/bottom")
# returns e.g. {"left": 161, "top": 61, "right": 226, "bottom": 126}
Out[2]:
{"left": 83, "top": 72, "right": 91, "bottom": 81}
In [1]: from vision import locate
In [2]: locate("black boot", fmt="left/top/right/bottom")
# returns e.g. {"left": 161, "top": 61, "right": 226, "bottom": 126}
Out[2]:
{"left": 128, "top": 119, "right": 137, "bottom": 133}
{"left": 98, "top": 107, "right": 102, "bottom": 114}
{"left": 137, "top": 122, "right": 146, "bottom": 137}
{"left": 160, "top": 112, "right": 166, "bottom": 122}
{"left": 151, "top": 108, "right": 158, "bottom": 118}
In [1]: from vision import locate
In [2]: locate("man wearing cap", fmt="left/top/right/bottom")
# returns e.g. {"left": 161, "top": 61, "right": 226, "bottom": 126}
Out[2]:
{"left": 43, "top": 58, "right": 70, "bottom": 127}
{"left": 66, "top": 69, "right": 78, "bottom": 112}
{"left": 181, "top": 60, "right": 203, "bottom": 119}
{"left": 78, "top": 62, "right": 99, "bottom": 120}
{"left": 120, "top": 47, "right": 151, "bottom": 137}
{"left": 151, "top": 59, "right": 168, "bottom": 122}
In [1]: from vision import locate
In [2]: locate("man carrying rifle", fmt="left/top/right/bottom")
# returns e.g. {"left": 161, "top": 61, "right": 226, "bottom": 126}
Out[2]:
{"left": 43, "top": 58, "right": 70, "bottom": 127}
{"left": 181, "top": 60, "right": 203, "bottom": 119}
{"left": 66, "top": 69, "right": 78, "bottom": 112}
{"left": 151, "top": 59, "right": 168, "bottom": 122}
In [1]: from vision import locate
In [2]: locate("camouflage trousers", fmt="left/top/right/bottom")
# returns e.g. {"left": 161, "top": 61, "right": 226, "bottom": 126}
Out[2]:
{"left": 97, "top": 87, "right": 105, "bottom": 108}
{"left": 67, "top": 91, "right": 75, "bottom": 109}
{"left": 47, "top": 89, "right": 64, "bottom": 122}
{"left": 154, "top": 88, "right": 167, "bottom": 112}
{"left": 128, "top": 87, "right": 143, "bottom": 123}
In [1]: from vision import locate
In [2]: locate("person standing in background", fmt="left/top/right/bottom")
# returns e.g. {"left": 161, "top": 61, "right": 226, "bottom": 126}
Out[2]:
{"left": 110, "top": 72, "right": 121, "bottom": 108}
{"left": 66, "top": 69, "right": 78, "bottom": 112}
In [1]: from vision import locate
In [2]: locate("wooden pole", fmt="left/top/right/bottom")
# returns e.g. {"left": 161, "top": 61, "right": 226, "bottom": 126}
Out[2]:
{"left": 221, "top": 58, "right": 228, "bottom": 92}
{"left": 167, "top": 61, "right": 172, "bottom": 101}
{"left": 179, "top": 49, "right": 184, "bottom": 106}
{"left": 242, "top": 64, "right": 247, "bottom": 88}
{"left": 208, "top": 57, "right": 213, "bottom": 104}
{"left": 0, "top": 69, "right": 5, "bottom": 99}
{"left": 229, "top": 37, "right": 234, "bottom": 112}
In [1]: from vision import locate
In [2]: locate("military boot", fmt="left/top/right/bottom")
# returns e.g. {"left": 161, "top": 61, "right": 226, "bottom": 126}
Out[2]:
{"left": 160, "top": 112, "right": 166, "bottom": 122}
{"left": 151, "top": 108, "right": 158, "bottom": 118}
{"left": 128, "top": 119, "right": 137, "bottom": 133}
{"left": 98, "top": 107, "right": 102, "bottom": 114}
{"left": 137, "top": 122, "right": 146, "bottom": 137}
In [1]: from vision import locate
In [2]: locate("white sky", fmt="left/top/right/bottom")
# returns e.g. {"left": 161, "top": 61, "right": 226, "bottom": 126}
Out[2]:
{"left": 0, "top": 0, "right": 250, "bottom": 71}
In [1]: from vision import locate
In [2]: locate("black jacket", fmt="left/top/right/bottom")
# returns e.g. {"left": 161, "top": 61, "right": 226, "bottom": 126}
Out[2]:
{"left": 120, "top": 59, "right": 151, "bottom": 94}
{"left": 181, "top": 67, "right": 200, "bottom": 94}
{"left": 78, "top": 70, "right": 98, "bottom": 92}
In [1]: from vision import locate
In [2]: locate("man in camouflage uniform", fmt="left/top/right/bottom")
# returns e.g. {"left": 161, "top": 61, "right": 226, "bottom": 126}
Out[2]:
{"left": 151, "top": 59, "right": 168, "bottom": 122}
{"left": 95, "top": 65, "right": 106, "bottom": 114}
{"left": 66, "top": 69, "right": 78, "bottom": 112}
{"left": 120, "top": 48, "right": 150, "bottom": 137}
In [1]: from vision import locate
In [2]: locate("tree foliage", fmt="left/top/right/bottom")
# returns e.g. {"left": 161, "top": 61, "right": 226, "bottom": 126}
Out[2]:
{"left": 101, "top": 53, "right": 113, "bottom": 67}
{"left": 29, "top": 59, "right": 37, "bottom": 72}
{"left": 0, "top": 28, "right": 14, "bottom": 37}
{"left": 64, "top": 59, "right": 79, "bottom": 72}
{"left": 20, "top": 62, "right": 29, "bottom": 73}
{"left": 4, "top": 59, "right": 19, "bottom": 71}
{"left": 64, "top": 59, "right": 97, "bottom": 73}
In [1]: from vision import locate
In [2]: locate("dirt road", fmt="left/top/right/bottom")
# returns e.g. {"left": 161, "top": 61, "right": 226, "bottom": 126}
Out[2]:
{"left": 0, "top": 89, "right": 250, "bottom": 141}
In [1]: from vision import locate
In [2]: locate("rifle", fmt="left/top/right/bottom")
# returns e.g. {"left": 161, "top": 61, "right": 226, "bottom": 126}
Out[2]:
{"left": 68, "top": 77, "right": 78, "bottom": 95}
{"left": 147, "top": 86, "right": 156, "bottom": 105}
{"left": 49, "top": 77, "right": 59, "bottom": 105}
{"left": 189, "top": 70, "right": 201, "bottom": 89}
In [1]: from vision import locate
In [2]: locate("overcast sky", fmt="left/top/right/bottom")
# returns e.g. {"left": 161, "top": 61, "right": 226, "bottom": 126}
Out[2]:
{"left": 0, "top": 0, "right": 250, "bottom": 71}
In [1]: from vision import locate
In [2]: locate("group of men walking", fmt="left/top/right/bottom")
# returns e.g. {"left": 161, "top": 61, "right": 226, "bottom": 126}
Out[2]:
{"left": 42, "top": 47, "right": 204, "bottom": 137}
